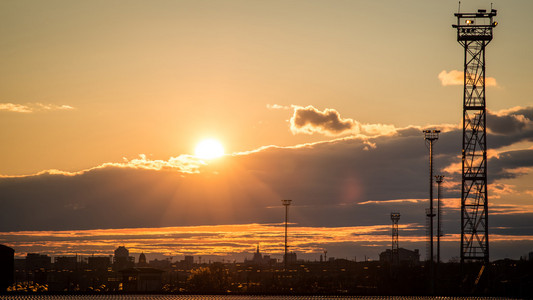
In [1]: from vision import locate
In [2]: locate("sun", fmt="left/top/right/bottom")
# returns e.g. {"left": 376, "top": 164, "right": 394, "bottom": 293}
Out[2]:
{"left": 194, "top": 138, "right": 225, "bottom": 159}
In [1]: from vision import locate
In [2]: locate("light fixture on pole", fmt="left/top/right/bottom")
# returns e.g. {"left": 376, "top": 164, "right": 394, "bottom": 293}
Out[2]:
{"left": 281, "top": 199, "right": 292, "bottom": 270}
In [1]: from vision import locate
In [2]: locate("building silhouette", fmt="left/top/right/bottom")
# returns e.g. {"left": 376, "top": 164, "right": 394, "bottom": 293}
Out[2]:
{"left": 87, "top": 256, "right": 111, "bottom": 272}
{"left": 137, "top": 252, "right": 148, "bottom": 267}
{"left": 0, "top": 244, "right": 15, "bottom": 292}
{"left": 245, "top": 245, "right": 276, "bottom": 266}
{"left": 379, "top": 248, "right": 420, "bottom": 265}
{"left": 54, "top": 256, "right": 78, "bottom": 271}
{"left": 183, "top": 255, "right": 194, "bottom": 266}
{"left": 24, "top": 253, "right": 51, "bottom": 284}
{"left": 119, "top": 267, "right": 164, "bottom": 292}
{"left": 113, "top": 246, "right": 134, "bottom": 271}
{"left": 285, "top": 252, "right": 297, "bottom": 264}
{"left": 25, "top": 253, "right": 51, "bottom": 271}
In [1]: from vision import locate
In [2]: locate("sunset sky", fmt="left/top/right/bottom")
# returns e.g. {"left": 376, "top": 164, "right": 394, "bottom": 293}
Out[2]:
{"left": 1, "top": 0, "right": 533, "bottom": 262}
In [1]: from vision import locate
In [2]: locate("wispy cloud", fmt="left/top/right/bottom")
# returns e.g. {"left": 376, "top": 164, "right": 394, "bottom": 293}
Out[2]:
{"left": 0, "top": 103, "right": 33, "bottom": 113}
{"left": 358, "top": 199, "right": 426, "bottom": 205}
{"left": 0, "top": 102, "right": 75, "bottom": 113}
{"left": 266, "top": 104, "right": 291, "bottom": 110}
{"left": 438, "top": 70, "right": 498, "bottom": 87}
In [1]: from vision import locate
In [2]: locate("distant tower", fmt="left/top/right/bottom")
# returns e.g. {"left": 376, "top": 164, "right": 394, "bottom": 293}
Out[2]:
{"left": 435, "top": 175, "right": 445, "bottom": 264}
{"left": 423, "top": 129, "right": 439, "bottom": 293}
{"left": 453, "top": 7, "right": 497, "bottom": 265}
{"left": 252, "top": 244, "right": 263, "bottom": 265}
{"left": 138, "top": 252, "right": 148, "bottom": 267}
{"left": 281, "top": 199, "right": 292, "bottom": 269}
{"left": 423, "top": 129, "right": 440, "bottom": 263}
{"left": 391, "top": 212, "right": 401, "bottom": 265}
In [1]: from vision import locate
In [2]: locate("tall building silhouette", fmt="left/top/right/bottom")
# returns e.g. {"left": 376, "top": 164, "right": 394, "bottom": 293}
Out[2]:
{"left": 113, "top": 246, "right": 134, "bottom": 271}
{"left": 0, "top": 245, "right": 14, "bottom": 291}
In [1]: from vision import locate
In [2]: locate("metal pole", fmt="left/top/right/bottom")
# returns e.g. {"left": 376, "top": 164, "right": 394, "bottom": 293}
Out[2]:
{"left": 429, "top": 140, "right": 434, "bottom": 264}
{"left": 436, "top": 175, "right": 444, "bottom": 264}
{"left": 429, "top": 139, "right": 434, "bottom": 294}
{"left": 424, "top": 130, "right": 439, "bottom": 294}
{"left": 285, "top": 204, "right": 288, "bottom": 269}
{"left": 281, "top": 199, "right": 292, "bottom": 270}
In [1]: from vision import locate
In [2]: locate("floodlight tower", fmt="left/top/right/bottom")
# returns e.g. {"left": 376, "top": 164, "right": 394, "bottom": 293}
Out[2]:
{"left": 435, "top": 175, "right": 445, "bottom": 264}
{"left": 423, "top": 129, "right": 440, "bottom": 263}
{"left": 424, "top": 129, "right": 439, "bottom": 294}
{"left": 453, "top": 7, "right": 497, "bottom": 266}
{"left": 391, "top": 212, "right": 401, "bottom": 265}
{"left": 281, "top": 199, "right": 292, "bottom": 270}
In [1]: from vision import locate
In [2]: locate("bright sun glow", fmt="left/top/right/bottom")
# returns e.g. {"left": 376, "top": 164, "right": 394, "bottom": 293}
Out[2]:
{"left": 194, "top": 139, "right": 225, "bottom": 159}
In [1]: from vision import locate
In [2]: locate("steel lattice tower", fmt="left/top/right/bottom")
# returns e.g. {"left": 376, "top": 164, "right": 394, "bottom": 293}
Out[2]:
{"left": 391, "top": 212, "right": 400, "bottom": 265}
{"left": 453, "top": 8, "right": 497, "bottom": 265}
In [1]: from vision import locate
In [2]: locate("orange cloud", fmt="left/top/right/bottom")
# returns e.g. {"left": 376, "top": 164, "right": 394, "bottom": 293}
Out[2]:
{"left": 443, "top": 161, "right": 461, "bottom": 175}
{"left": 0, "top": 103, "right": 32, "bottom": 113}
{"left": 5, "top": 223, "right": 532, "bottom": 260}
{"left": 0, "top": 154, "right": 206, "bottom": 178}
{"left": 0, "top": 223, "right": 421, "bottom": 259}
{"left": 438, "top": 70, "right": 497, "bottom": 87}
{"left": 490, "top": 183, "right": 517, "bottom": 199}
{"left": 0, "top": 102, "right": 75, "bottom": 113}
{"left": 358, "top": 199, "right": 425, "bottom": 205}
{"left": 489, "top": 202, "right": 533, "bottom": 215}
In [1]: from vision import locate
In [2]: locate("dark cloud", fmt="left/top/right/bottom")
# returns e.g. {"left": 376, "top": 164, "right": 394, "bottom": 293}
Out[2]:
{"left": 290, "top": 105, "right": 357, "bottom": 135}
{"left": 490, "top": 149, "right": 533, "bottom": 180}
{"left": 487, "top": 109, "right": 529, "bottom": 134}
{"left": 486, "top": 107, "right": 533, "bottom": 149}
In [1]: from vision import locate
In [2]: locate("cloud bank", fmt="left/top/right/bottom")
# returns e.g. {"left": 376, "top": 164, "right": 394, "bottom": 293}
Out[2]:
{"left": 1, "top": 106, "right": 532, "bottom": 231}
{"left": 1, "top": 105, "right": 532, "bottom": 260}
